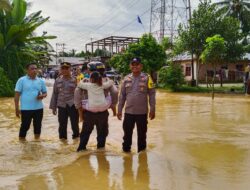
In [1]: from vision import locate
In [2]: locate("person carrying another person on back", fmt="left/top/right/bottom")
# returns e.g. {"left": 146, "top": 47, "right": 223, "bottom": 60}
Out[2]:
{"left": 75, "top": 61, "right": 118, "bottom": 151}
{"left": 78, "top": 71, "right": 116, "bottom": 115}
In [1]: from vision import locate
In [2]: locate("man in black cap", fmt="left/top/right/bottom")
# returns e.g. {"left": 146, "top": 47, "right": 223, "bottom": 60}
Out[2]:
{"left": 74, "top": 61, "right": 118, "bottom": 151}
{"left": 50, "top": 62, "right": 79, "bottom": 140}
{"left": 117, "top": 57, "right": 156, "bottom": 153}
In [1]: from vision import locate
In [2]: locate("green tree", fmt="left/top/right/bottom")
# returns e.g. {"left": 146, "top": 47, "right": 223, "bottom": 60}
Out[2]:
{"left": 177, "top": 0, "right": 245, "bottom": 85}
{"left": 75, "top": 50, "right": 86, "bottom": 57}
{"left": 158, "top": 63, "right": 184, "bottom": 90}
{"left": 201, "top": 35, "right": 227, "bottom": 99}
{"left": 0, "top": 0, "right": 56, "bottom": 83}
{"left": 0, "top": 67, "right": 14, "bottom": 97}
{"left": 94, "top": 48, "right": 110, "bottom": 57}
{"left": 109, "top": 33, "right": 166, "bottom": 78}
{"left": 161, "top": 36, "right": 172, "bottom": 51}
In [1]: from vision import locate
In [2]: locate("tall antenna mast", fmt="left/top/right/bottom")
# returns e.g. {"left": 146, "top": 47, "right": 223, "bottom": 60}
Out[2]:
{"left": 150, "top": 0, "right": 189, "bottom": 43}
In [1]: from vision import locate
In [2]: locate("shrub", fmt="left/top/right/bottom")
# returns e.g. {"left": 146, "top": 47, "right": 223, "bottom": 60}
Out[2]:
{"left": 0, "top": 67, "right": 14, "bottom": 97}
{"left": 158, "top": 63, "right": 184, "bottom": 90}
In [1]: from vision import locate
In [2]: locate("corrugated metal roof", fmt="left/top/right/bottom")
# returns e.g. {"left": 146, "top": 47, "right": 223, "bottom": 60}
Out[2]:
{"left": 172, "top": 52, "right": 192, "bottom": 61}
{"left": 173, "top": 53, "right": 250, "bottom": 61}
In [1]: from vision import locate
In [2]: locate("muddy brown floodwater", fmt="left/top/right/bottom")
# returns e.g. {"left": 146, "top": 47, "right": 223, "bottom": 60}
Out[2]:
{"left": 0, "top": 82, "right": 250, "bottom": 190}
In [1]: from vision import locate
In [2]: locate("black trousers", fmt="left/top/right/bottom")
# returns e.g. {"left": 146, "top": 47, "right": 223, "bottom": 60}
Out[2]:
{"left": 122, "top": 113, "right": 148, "bottom": 152}
{"left": 19, "top": 109, "right": 43, "bottom": 138}
{"left": 78, "top": 110, "right": 109, "bottom": 150}
{"left": 58, "top": 105, "right": 79, "bottom": 139}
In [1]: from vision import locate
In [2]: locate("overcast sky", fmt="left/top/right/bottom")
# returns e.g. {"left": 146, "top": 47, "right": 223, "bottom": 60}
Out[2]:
{"left": 29, "top": 0, "right": 218, "bottom": 53}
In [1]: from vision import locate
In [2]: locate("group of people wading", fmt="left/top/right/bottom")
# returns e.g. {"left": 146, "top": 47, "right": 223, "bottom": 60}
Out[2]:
{"left": 14, "top": 57, "right": 156, "bottom": 153}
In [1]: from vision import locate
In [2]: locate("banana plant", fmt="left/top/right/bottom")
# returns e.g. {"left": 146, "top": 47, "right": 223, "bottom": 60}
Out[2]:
{"left": 0, "top": 0, "right": 56, "bottom": 82}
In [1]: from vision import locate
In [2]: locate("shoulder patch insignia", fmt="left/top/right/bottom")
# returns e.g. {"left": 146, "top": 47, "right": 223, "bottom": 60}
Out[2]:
{"left": 147, "top": 75, "right": 155, "bottom": 89}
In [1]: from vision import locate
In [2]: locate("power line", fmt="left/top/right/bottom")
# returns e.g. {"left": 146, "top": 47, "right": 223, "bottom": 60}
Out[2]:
{"left": 91, "top": 0, "right": 129, "bottom": 30}
{"left": 65, "top": 0, "right": 150, "bottom": 50}
{"left": 93, "top": 0, "right": 142, "bottom": 31}
{"left": 112, "top": 7, "right": 151, "bottom": 34}
{"left": 80, "top": 0, "right": 146, "bottom": 45}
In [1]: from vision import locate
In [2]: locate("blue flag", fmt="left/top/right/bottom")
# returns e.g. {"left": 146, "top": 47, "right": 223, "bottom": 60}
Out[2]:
{"left": 137, "top": 16, "right": 142, "bottom": 24}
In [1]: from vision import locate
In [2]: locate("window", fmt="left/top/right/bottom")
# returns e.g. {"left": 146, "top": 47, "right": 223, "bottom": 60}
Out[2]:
{"left": 185, "top": 66, "right": 191, "bottom": 76}
{"left": 236, "top": 64, "right": 243, "bottom": 71}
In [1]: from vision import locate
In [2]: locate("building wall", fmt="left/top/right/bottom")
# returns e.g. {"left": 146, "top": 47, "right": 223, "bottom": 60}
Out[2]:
{"left": 175, "top": 59, "right": 250, "bottom": 83}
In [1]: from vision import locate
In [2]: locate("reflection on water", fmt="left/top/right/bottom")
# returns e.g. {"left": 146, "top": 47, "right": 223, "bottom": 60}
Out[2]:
{"left": 17, "top": 151, "right": 150, "bottom": 190}
{"left": 1, "top": 85, "right": 250, "bottom": 190}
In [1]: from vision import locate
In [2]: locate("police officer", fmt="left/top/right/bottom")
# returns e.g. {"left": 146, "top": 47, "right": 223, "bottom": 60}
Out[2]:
{"left": 74, "top": 61, "right": 118, "bottom": 151}
{"left": 49, "top": 62, "right": 79, "bottom": 140}
{"left": 117, "top": 57, "right": 156, "bottom": 153}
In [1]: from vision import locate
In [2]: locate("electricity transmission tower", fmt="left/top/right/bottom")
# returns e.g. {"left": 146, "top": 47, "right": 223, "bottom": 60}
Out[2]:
{"left": 150, "top": 0, "right": 190, "bottom": 43}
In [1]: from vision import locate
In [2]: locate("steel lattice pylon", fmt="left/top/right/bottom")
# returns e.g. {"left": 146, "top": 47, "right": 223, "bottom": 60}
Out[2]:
{"left": 150, "top": 0, "right": 190, "bottom": 43}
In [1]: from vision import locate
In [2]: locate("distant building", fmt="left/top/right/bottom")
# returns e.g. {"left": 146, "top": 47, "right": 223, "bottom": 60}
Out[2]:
{"left": 173, "top": 53, "right": 250, "bottom": 83}
{"left": 48, "top": 57, "right": 87, "bottom": 71}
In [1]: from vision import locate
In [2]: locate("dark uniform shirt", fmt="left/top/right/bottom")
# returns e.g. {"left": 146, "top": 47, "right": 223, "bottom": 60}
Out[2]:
{"left": 118, "top": 72, "right": 156, "bottom": 115}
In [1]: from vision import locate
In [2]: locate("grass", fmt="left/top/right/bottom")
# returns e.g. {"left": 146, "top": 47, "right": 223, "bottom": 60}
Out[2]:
{"left": 157, "top": 83, "right": 245, "bottom": 94}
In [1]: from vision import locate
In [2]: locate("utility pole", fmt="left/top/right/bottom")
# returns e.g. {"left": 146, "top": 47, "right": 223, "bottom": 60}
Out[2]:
{"left": 61, "top": 43, "right": 66, "bottom": 56}
{"left": 56, "top": 43, "right": 58, "bottom": 65}
{"left": 187, "top": 0, "right": 196, "bottom": 86}
{"left": 90, "top": 37, "right": 93, "bottom": 55}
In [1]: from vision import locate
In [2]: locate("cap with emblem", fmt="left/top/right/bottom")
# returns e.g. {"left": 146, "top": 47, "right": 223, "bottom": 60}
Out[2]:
{"left": 87, "top": 61, "right": 105, "bottom": 71}
{"left": 130, "top": 57, "right": 141, "bottom": 64}
{"left": 60, "top": 62, "right": 71, "bottom": 67}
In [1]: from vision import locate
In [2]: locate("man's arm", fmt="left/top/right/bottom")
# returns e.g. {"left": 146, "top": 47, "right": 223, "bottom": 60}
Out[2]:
{"left": 74, "top": 87, "right": 84, "bottom": 110}
{"left": 14, "top": 92, "right": 21, "bottom": 118}
{"left": 117, "top": 80, "right": 126, "bottom": 120}
{"left": 109, "top": 83, "right": 118, "bottom": 105}
{"left": 49, "top": 81, "right": 58, "bottom": 115}
{"left": 77, "top": 81, "right": 90, "bottom": 90}
{"left": 102, "top": 79, "right": 114, "bottom": 89}
{"left": 147, "top": 76, "right": 156, "bottom": 120}
{"left": 37, "top": 80, "right": 47, "bottom": 100}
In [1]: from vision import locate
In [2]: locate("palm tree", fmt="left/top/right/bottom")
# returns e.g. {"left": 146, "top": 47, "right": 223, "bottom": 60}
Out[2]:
{"left": 0, "top": 0, "right": 56, "bottom": 82}
{"left": 214, "top": 0, "right": 250, "bottom": 40}
{"left": 215, "top": 0, "right": 250, "bottom": 17}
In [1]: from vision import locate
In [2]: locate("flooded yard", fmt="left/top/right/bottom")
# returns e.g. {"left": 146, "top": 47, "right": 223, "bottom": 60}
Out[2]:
{"left": 0, "top": 85, "right": 250, "bottom": 190}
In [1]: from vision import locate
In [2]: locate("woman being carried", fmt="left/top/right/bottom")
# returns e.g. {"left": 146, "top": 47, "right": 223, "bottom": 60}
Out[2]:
{"left": 78, "top": 71, "right": 116, "bottom": 116}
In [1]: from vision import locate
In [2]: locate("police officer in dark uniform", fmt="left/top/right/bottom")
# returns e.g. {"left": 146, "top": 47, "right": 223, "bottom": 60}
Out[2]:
{"left": 74, "top": 61, "right": 118, "bottom": 151}
{"left": 50, "top": 62, "right": 79, "bottom": 140}
{"left": 117, "top": 57, "right": 156, "bottom": 153}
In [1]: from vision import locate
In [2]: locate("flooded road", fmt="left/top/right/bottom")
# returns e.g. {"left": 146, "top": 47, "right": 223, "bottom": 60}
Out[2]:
{"left": 0, "top": 84, "right": 250, "bottom": 190}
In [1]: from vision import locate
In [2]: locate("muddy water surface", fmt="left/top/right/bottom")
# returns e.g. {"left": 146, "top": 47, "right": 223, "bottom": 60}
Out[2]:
{"left": 0, "top": 84, "right": 250, "bottom": 190}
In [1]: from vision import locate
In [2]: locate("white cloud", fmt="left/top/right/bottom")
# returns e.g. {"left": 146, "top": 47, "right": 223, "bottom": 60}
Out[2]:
{"left": 29, "top": 0, "right": 214, "bottom": 52}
